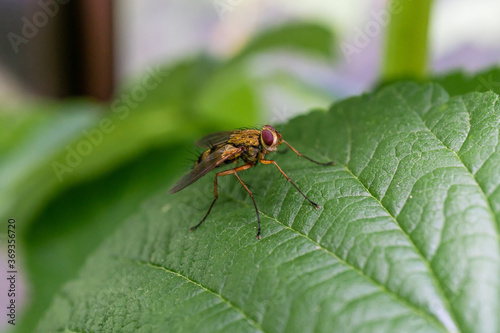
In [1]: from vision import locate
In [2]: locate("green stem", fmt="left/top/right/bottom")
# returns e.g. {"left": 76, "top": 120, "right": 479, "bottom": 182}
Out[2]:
{"left": 383, "top": 0, "right": 434, "bottom": 81}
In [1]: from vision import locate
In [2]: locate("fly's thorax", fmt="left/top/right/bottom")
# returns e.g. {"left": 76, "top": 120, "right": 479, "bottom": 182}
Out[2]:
{"left": 227, "top": 129, "right": 260, "bottom": 147}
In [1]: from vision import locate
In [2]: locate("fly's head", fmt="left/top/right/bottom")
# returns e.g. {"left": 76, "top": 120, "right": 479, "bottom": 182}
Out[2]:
{"left": 261, "top": 125, "right": 282, "bottom": 152}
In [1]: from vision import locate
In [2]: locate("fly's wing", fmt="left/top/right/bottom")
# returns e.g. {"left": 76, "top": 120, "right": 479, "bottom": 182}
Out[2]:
{"left": 195, "top": 131, "right": 239, "bottom": 148}
{"left": 168, "top": 146, "right": 243, "bottom": 194}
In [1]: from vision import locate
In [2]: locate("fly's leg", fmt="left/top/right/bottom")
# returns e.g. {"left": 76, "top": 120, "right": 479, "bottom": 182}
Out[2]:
{"left": 260, "top": 159, "right": 320, "bottom": 209}
{"left": 232, "top": 172, "right": 262, "bottom": 240}
{"left": 190, "top": 163, "right": 263, "bottom": 239}
{"left": 189, "top": 174, "right": 220, "bottom": 232}
{"left": 282, "top": 141, "right": 335, "bottom": 166}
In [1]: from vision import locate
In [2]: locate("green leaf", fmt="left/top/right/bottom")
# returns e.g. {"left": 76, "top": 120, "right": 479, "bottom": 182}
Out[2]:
{"left": 193, "top": 62, "right": 261, "bottom": 128}
{"left": 232, "top": 22, "right": 335, "bottom": 63}
{"left": 37, "top": 82, "right": 499, "bottom": 332}
{"left": 383, "top": 0, "right": 433, "bottom": 81}
{"left": 0, "top": 102, "right": 100, "bottom": 225}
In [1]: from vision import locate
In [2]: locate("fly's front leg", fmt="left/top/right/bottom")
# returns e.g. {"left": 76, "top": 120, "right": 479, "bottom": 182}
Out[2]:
{"left": 281, "top": 141, "right": 335, "bottom": 166}
{"left": 260, "top": 159, "right": 320, "bottom": 209}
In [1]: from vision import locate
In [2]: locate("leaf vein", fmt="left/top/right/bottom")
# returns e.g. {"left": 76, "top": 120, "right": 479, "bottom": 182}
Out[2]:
{"left": 130, "top": 259, "right": 265, "bottom": 333}
{"left": 340, "top": 165, "right": 460, "bottom": 332}
{"left": 223, "top": 195, "right": 447, "bottom": 331}
{"left": 394, "top": 88, "right": 498, "bottom": 233}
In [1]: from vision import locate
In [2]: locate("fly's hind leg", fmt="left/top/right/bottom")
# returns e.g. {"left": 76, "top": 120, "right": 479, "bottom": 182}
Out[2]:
{"left": 190, "top": 163, "right": 263, "bottom": 239}
{"left": 232, "top": 171, "right": 262, "bottom": 240}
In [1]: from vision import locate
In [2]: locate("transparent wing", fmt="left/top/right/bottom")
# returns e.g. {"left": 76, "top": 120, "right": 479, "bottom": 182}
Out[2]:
{"left": 195, "top": 131, "right": 239, "bottom": 148}
{"left": 169, "top": 146, "right": 243, "bottom": 194}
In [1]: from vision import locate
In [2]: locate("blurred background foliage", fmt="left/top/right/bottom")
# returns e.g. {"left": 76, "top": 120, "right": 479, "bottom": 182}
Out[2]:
{"left": 0, "top": 0, "right": 499, "bottom": 332}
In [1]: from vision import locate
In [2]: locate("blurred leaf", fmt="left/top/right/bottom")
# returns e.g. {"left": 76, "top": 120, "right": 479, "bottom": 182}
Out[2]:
{"left": 432, "top": 67, "right": 500, "bottom": 96}
{"left": 37, "top": 82, "right": 499, "bottom": 332}
{"left": 383, "top": 0, "right": 433, "bottom": 81}
{"left": 232, "top": 22, "right": 335, "bottom": 63}
{"left": 194, "top": 63, "right": 260, "bottom": 128}
{"left": 256, "top": 70, "right": 337, "bottom": 117}
{"left": 0, "top": 102, "right": 100, "bottom": 226}
{"left": 137, "top": 56, "right": 260, "bottom": 131}
{"left": 16, "top": 145, "right": 191, "bottom": 333}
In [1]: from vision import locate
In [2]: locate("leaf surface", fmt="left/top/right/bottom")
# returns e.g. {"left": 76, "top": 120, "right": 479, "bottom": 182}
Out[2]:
{"left": 37, "top": 82, "right": 500, "bottom": 333}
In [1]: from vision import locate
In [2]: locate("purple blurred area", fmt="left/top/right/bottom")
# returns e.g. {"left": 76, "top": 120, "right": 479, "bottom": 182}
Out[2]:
{"left": 115, "top": 0, "right": 500, "bottom": 98}
{"left": 434, "top": 44, "right": 500, "bottom": 74}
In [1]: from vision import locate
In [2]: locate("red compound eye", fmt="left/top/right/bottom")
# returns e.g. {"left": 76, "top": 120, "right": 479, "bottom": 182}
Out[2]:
{"left": 262, "top": 129, "right": 274, "bottom": 146}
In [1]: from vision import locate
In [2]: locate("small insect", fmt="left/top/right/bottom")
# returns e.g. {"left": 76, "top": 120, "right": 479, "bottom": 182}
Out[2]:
{"left": 169, "top": 125, "right": 334, "bottom": 239}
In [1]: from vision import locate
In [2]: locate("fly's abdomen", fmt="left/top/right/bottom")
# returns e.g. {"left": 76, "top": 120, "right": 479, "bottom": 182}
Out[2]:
{"left": 195, "top": 149, "right": 212, "bottom": 166}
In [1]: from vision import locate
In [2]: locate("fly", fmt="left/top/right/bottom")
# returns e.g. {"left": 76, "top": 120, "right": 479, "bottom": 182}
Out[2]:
{"left": 169, "top": 125, "right": 334, "bottom": 239}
